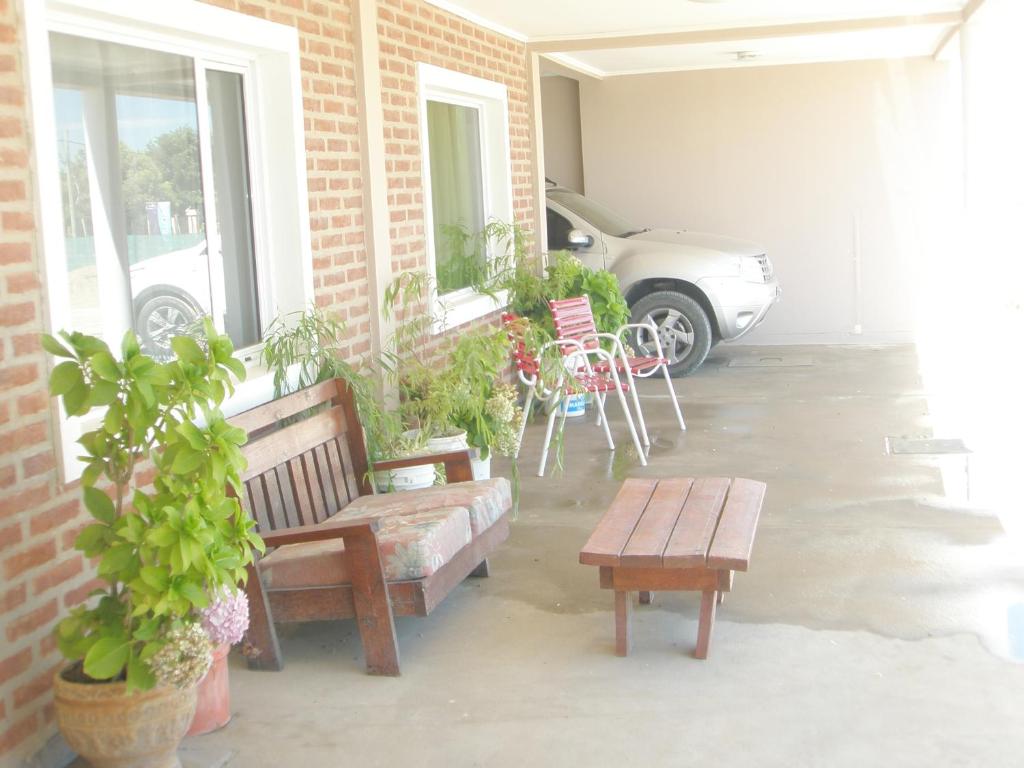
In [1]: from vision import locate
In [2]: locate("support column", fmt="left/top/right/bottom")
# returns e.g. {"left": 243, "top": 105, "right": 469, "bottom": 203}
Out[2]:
{"left": 526, "top": 51, "right": 548, "bottom": 266}
{"left": 352, "top": 0, "right": 395, "bottom": 386}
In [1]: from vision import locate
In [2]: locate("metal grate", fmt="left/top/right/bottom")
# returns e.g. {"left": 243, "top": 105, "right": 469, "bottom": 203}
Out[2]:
{"left": 757, "top": 254, "right": 773, "bottom": 281}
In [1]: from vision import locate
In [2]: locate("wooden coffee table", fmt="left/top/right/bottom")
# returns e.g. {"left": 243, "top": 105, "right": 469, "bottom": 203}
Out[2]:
{"left": 579, "top": 477, "right": 766, "bottom": 659}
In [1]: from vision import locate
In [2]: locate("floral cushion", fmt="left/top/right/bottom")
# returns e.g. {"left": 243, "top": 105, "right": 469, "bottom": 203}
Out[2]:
{"left": 259, "top": 506, "right": 472, "bottom": 587}
{"left": 339, "top": 478, "right": 511, "bottom": 536}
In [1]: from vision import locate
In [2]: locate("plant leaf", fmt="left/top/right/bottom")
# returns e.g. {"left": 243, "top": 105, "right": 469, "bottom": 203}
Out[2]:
{"left": 41, "top": 334, "right": 74, "bottom": 359}
{"left": 49, "top": 361, "right": 82, "bottom": 396}
{"left": 83, "top": 636, "right": 130, "bottom": 681}
{"left": 83, "top": 487, "right": 116, "bottom": 524}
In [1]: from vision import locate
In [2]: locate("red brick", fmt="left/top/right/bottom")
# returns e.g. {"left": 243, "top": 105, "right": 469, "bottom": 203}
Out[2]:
{"left": 0, "top": 116, "right": 22, "bottom": 139}
{"left": 11, "top": 332, "right": 41, "bottom": 356}
{"left": 0, "top": 301, "right": 35, "bottom": 327}
{"left": 3, "top": 538, "right": 56, "bottom": 580}
{"left": 64, "top": 578, "right": 106, "bottom": 608}
{"left": 0, "top": 361, "right": 36, "bottom": 391}
{"left": 13, "top": 662, "right": 61, "bottom": 708}
{"left": 0, "top": 241, "right": 31, "bottom": 265}
{"left": 0, "top": 712, "right": 39, "bottom": 756}
{"left": 0, "top": 583, "right": 26, "bottom": 613}
{"left": 0, "top": 522, "right": 21, "bottom": 551}
{"left": 16, "top": 390, "right": 49, "bottom": 417}
{"left": 22, "top": 451, "right": 55, "bottom": 480}
{"left": 0, "top": 422, "right": 48, "bottom": 456}
{"left": 0, "top": 648, "right": 32, "bottom": 686}
{"left": 0, "top": 211, "right": 33, "bottom": 230}
{"left": 0, "top": 179, "right": 25, "bottom": 201}
{"left": 5, "top": 600, "right": 57, "bottom": 643}
{"left": 31, "top": 555, "right": 83, "bottom": 595}
{"left": 0, "top": 481, "right": 50, "bottom": 520}
{"left": 0, "top": 465, "right": 15, "bottom": 489}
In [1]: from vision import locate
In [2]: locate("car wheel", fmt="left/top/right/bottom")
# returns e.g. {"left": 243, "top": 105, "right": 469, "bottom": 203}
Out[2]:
{"left": 629, "top": 290, "right": 713, "bottom": 377}
{"left": 134, "top": 292, "right": 202, "bottom": 361}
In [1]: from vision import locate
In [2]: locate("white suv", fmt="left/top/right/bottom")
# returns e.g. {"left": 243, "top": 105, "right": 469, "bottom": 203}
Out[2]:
{"left": 546, "top": 185, "right": 780, "bottom": 375}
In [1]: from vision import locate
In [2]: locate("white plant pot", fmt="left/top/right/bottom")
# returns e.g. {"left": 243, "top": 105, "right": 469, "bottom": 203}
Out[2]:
{"left": 373, "top": 462, "right": 435, "bottom": 493}
{"left": 427, "top": 431, "right": 469, "bottom": 453}
{"left": 471, "top": 454, "right": 491, "bottom": 480}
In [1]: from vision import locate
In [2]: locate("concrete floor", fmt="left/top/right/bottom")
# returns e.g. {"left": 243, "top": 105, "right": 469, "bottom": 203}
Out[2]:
{"left": 193, "top": 344, "right": 1024, "bottom": 767}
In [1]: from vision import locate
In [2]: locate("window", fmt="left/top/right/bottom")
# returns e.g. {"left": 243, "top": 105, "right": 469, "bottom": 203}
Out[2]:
{"left": 50, "top": 33, "right": 259, "bottom": 360}
{"left": 418, "top": 64, "right": 513, "bottom": 330}
{"left": 27, "top": 0, "right": 314, "bottom": 479}
{"left": 546, "top": 207, "right": 574, "bottom": 251}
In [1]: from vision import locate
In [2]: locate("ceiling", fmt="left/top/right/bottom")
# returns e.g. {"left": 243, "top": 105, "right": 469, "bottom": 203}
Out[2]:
{"left": 427, "top": 0, "right": 973, "bottom": 77}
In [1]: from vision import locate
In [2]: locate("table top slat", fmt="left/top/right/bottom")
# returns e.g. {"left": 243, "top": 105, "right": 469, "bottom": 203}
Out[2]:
{"left": 662, "top": 477, "right": 731, "bottom": 568}
{"left": 579, "top": 478, "right": 658, "bottom": 566}
{"left": 707, "top": 478, "right": 767, "bottom": 572}
{"left": 620, "top": 478, "right": 694, "bottom": 567}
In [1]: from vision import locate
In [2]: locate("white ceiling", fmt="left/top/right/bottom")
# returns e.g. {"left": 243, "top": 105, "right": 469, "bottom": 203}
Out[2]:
{"left": 428, "top": 0, "right": 970, "bottom": 76}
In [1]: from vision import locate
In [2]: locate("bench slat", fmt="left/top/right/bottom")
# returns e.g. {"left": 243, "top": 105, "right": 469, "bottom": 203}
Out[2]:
{"left": 620, "top": 478, "right": 693, "bottom": 567}
{"left": 579, "top": 478, "right": 658, "bottom": 566}
{"left": 706, "top": 478, "right": 767, "bottom": 572}
{"left": 662, "top": 477, "right": 731, "bottom": 568}
{"left": 241, "top": 406, "right": 347, "bottom": 481}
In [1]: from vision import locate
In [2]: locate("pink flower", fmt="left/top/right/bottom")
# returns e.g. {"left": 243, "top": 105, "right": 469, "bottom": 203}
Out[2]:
{"left": 200, "top": 588, "right": 250, "bottom": 646}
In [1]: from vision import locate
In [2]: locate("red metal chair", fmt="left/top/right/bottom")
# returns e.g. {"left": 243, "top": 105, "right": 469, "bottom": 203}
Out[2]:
{"left": 502, "top": 313, "right": 646, "bottom": 475}
{"left": 548, "top": 296, "right": 686, "bottom": 447}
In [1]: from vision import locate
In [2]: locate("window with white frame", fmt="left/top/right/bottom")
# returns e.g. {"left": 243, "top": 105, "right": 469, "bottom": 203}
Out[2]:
{"left": 418, "top": 64, "right": 513, "bottom": 330}
{"left": 26, "top": 0, "right": 314, "bottom": 479}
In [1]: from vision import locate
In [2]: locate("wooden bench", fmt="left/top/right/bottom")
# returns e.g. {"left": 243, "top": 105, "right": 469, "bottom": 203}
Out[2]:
{"left": 229, "top": 378, "right": 512, "bottom": 676}
{"left": 579, "top": 477, "right": 766, "bottom": 658}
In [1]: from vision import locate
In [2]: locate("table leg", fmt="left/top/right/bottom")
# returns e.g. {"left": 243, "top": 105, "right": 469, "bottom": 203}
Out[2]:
{"left": 615, "top": 590, "right": 632, "bottom": 656}
{"left": 695, "top": 590, "right": 717, "bottom": 660}
{"left": 639, "top": 591, "right": 653, "bottom": 605}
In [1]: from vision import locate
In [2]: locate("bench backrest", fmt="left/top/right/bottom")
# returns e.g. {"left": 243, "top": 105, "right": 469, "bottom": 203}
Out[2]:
{"left": 228, "top": 379, "right": 372, "bottom": 533}
{"left": 549, "top": 296, "right": 600, "bottom": 353}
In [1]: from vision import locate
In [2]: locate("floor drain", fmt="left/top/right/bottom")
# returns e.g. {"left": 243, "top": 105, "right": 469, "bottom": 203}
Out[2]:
{"left": 886, "top": 437, "right": 971, "bottom": 455}
{"left": 727, "top": 355, "right": 814, "bottom": 368}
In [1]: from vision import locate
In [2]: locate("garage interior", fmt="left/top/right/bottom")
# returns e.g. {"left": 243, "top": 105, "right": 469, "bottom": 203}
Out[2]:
{"left": 179, "top": 1, "right": 1024, "bottom": 765}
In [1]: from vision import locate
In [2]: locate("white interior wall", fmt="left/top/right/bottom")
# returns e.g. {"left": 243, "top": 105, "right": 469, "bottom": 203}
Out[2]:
{"left": 540, "top": 75, "right": 585, "bottom": 193}
{"left": 578, "top": 58, "right": 962, "bottom": 344}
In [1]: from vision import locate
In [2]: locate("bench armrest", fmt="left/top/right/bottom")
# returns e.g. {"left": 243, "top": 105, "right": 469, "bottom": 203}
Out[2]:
{"left": 259, "top": 517, "right": 381, "bottom": 550}
{"left": 372, "top": 449, "right": 474, "bottom": 483}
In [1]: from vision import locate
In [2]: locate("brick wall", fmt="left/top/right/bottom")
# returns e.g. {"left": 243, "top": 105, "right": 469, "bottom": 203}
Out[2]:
{"left": 0, "top": 0, "right": 533, "bottom": 763}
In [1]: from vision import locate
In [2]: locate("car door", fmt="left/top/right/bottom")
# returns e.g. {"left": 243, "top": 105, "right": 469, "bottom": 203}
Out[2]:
{"left": 546, "top": 202, "right": 606, "bottom": 270}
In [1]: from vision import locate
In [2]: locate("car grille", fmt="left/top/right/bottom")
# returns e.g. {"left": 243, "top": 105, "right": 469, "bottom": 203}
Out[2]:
{"left": 757, "top": 254, "right": 773, "bottom": 282}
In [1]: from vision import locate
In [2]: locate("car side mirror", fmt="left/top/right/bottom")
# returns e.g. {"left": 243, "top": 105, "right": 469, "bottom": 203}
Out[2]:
{"left": 567, "top": 229, "right": 594, "bottom": 249}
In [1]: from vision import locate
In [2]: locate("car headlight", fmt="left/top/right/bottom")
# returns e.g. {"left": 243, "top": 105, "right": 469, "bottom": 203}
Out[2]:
{"left": 739, "top": 256, "right": 766, "bottom": 283}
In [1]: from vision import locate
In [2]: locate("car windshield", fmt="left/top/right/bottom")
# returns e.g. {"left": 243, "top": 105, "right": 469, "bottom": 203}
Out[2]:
{"left": 547, "top": 189, "right": 642, "bottom": 238}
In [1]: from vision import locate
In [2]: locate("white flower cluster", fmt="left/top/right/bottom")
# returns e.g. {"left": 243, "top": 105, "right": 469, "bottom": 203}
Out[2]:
{"left": 484, "top": 384, "right": 523, "bottom": 457}
{"left": 146, "top": 622, "right": 213, "bottom": 689}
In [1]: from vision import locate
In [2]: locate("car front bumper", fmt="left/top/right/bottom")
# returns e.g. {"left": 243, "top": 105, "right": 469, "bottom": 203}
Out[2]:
{"left": 698, "top": 276, "right": 781, "bottom": 341}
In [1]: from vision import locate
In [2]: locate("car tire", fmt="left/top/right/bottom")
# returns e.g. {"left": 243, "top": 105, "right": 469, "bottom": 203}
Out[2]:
{"left": 629, "top": 290, "right": 713, "bottom": 377}
{"left": 134, "top": 291, "right": 202, "bottom": 361}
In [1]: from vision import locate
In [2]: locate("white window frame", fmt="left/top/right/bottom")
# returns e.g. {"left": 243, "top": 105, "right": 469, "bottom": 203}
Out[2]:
{"left": 417, "top": 63, "right": 513, "bottom": 333}
{"left": 25, "top": 0, "right": 315, "bottom": 482}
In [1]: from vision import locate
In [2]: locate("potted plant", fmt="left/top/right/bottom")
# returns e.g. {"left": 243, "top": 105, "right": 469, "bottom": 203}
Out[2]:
{"left": 187, "top": 587, "right": 250, "bottom": 736}
{"left": 260, "top": 306, "right": 433, "bottom": 492}
{"left": 43, "top": 321, "right": 262, "bottom": 768}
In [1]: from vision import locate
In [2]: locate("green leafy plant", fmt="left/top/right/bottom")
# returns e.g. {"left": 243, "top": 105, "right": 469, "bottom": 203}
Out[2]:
{"left": 43, "top": 320, "right": 263, "bottom": 691}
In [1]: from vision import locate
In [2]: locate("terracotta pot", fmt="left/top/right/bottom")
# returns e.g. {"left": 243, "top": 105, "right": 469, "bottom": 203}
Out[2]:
{"left": 53, "top": 667, "right": 196, "bottom": 768}
{"left": 187, "top": 643, "right": 231, "bottom": 736}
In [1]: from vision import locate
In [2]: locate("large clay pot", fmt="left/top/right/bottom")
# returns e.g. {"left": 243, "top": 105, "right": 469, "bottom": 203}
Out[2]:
{"left": 53, "top": 667, "right": 196, "bottom": 768}
{"left": 187, "top": 643, "right": 231, "bottom": 736}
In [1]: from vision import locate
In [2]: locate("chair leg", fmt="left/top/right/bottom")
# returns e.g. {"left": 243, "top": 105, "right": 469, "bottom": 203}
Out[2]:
{"left": 662, "top": 364, "right": 685, "bottom": 430}
{"left": 613, "top": 383, "right": 647, "bottom": 466}
{"left": 592, "top": 389, "right": 616, "bottom": 450}
{"left": 345, "top": 528, "right": 400, "bottom": 676}
{"left": 538, "top": 393, "right": 562, "bottom": 476}
{"left": 623, "top": 367, "right": 651, "bottom": 447}
{"left": 513, "top": 386, "right": 535, "bottom": 459}
{"left": 243, "top": 563, "right": 283, "bottom": 671}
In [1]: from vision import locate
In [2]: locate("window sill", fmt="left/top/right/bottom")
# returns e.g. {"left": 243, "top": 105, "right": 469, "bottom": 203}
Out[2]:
{"left": 432, "top": 289, "right": 508, "bottom": 334}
